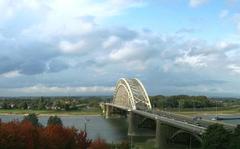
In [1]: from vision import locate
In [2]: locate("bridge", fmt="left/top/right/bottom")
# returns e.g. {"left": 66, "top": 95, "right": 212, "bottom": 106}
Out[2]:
{"left": 101, "top": 78, "right": 235, "bottom": 149}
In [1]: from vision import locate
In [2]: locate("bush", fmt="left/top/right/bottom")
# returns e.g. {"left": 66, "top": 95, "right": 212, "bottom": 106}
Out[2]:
{"left": 47, "top": 116, "right": 63, "bottom": 126}
{"left": 229, "top": 125, "right": 240, "bottom": 149}
{"left": 202, "top": 124, "right": 231, "bottom": 149}
{"left": 23, "top": 113, "right": 40, "bottom": 126}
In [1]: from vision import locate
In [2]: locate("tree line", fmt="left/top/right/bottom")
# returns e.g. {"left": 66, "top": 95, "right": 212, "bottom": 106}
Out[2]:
{"left": 1, "top": 95, "right": 234, "bottom": 111}
{"left": 150, "top": 95, "right": 223, "bottom": 109}
{"left": 0, "top": 96, "right": 110, "bottom": 111}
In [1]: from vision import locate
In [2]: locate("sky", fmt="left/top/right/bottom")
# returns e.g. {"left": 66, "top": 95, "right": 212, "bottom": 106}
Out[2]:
{"left": 0, "top": 0, "right": 240, "bottom": 97}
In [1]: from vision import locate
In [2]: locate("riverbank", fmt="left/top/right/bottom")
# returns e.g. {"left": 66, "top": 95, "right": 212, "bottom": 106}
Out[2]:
{"left": 0, "top": 109, "right": 102, "bottom": 116}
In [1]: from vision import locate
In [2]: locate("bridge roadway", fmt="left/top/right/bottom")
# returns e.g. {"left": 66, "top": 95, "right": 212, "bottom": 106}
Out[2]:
{"left": 104, "top": 103, "right": 236, "bottom": 135}
{"left": 105, "top": 103, "right": 206, "bottom": 135}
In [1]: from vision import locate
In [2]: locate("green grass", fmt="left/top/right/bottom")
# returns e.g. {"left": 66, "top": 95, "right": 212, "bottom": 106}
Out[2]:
{"left": 0, "top": 109, "right": 101, "bottom": 116}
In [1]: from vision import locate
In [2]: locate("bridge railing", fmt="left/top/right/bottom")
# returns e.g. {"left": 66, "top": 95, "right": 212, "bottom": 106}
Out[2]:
{"left": 149, "top": 109, "right": 236, "bottom": 130}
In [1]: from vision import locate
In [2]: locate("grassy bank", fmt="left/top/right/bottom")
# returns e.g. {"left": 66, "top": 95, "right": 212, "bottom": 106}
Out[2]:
{"left": 0, "top": 109, "right": 101, "bottom": 116}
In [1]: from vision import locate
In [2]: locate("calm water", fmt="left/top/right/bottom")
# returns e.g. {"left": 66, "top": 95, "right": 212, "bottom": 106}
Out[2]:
{"left": 0, "top": 115, "right": 128, "bottom": 143}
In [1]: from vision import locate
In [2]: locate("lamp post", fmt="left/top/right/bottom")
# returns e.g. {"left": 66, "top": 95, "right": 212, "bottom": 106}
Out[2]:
{"left": 215, "top": 100, "right": 218, "bottom": 117}
{"left": 84, "top": 117, "right": 90, "bottom": 132}
{"left": 189, "top": 135, "right": 192, "bottom": 149}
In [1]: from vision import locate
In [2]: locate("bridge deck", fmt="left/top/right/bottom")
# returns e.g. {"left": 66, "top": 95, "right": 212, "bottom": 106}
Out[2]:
{"left": 104, "top": 103, "right": 207, "bottom": 134}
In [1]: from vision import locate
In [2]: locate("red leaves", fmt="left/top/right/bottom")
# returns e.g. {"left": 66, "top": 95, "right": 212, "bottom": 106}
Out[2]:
{"left": 0, "top": 121, "right": 37, "bottom": 149}
{"left": 0, "top": 121, "right": 109, "bottom": 149}
{"left": 19, "top": 121, "right": 40, "bottom": 149}
{"left": 41, "top": 125, "right": 76, "bottom": 149}
{"left": 75, "top": 131, "right": 92, "bottom": 149}
{"left": 89, "top": 138, "right": 110, "bottom": 149}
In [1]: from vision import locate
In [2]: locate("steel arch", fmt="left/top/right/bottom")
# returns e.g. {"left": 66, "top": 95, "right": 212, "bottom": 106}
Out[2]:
{"left": 169, "top": 130, "right": 203, "bottom": 144}
{"left": 113, "top": 78, "right": 152, "bottom": 110}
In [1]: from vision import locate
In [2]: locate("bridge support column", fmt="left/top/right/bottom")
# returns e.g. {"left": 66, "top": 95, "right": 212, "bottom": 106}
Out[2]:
{"left": 105, "top": 105, "right": 112, "bottom": 119}
{"left": 155, "top": 119, "right": 168, "bottom": 149}
{"left": 128, "top": 111, "right": 137, "bottom": 136}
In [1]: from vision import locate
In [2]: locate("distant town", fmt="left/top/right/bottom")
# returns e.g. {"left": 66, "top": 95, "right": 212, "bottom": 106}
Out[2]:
{"left": 0, "top": 95, "right": 240, "bottom": 115}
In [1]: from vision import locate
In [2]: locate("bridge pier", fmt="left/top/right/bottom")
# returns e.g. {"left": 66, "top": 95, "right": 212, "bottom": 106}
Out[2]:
{"left": 128, "top": 111, "right": 137, "bottom": 136}
{"left": 105, "top": 105, "right": 112, "bottom": 119}
{"left": 155, "top": 119, "right": 168, "bottom": 149}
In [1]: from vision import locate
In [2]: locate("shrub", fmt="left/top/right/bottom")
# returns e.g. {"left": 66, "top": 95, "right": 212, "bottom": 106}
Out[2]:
{"left": 47, "top": 116, "right": 63, "bottom": 126}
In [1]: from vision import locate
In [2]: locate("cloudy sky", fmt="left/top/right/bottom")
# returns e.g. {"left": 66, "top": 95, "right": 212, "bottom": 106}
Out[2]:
{"left": 0, "top": 0, "right": 240, "bottom": 97}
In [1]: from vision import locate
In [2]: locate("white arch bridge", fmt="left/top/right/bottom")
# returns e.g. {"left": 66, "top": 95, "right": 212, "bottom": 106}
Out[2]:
{"left": 101, "top": 78, "right": 235, "bottom": 149}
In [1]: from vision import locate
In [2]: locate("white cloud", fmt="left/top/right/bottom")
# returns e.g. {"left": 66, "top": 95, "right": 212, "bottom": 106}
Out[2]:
{"left": 225, "top": 50, "right": 240, "bottom": 60}
{"left": 7, "top": 0, "right": 145, "bottom": 39}
{"left": 0, "top": 0, "right": 49, "bottom": 22}
{"left": 228, "top": 64, "right": 240, "bottom": 74}
{"left": 15, "top": 84, "right": 114, "bottom": 94}
{"left": 216, "top": 41, "right": 239, "bottom": 50}
{"left": 175, "top": 51, "right": 207, "bottom": 67}
{"left": 189, "top": 0, "right": 209, "bottom": 7}
{"left": 109, "top": 39, "right": 150, "bottom": 61}
{"left": 103, "top": 36, "right": 121, "bottom": 49}
{"left": 0, "top": 70, "right": 21, "bottom": 78}
{"left": 59, "top": 40, "right": 86, "bottom": 54}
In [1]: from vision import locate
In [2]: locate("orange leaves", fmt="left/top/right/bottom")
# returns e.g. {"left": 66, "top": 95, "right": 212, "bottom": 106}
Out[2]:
{"left": 89, "top": 138, "right": 110, "bottom": 149}
{"left": 75, "top": 131, "right": 92, "bottom": 149}
{"left": 19, "top": 121, "right": 40, "bottom": 149}
{"left": 41, "top": 125, "right": 76, "bottom": 149}
{"left": 0, "top": 121, "right": 26, "bottom": 149}
{"left": 0, "top": 121, "right": 109, "bottom": 149}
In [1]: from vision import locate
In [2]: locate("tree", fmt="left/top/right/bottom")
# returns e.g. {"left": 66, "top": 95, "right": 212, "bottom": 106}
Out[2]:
{"left": 47, "top": 116, "right": 63, "bottom": 126}
{"left": 21, "top": 102, "right": 28, "bottom": 109}
{"left": 229, "top": 125, "right": 240, "bottom": 149}
{"left": 76, "top": 131, "right": 92, "bottom": 149}
{"left": 89, "top": 138, "right": 109, "bottom": 149}
{"left": 2, "top": 102, "right": 9, "bottom": 109}
{"left": 38, "top": 97, "right": 45, "bottom": 110}
{"left": 64, "top": 104, "right": 70, "bottom": 111}
{"left": 41, "top": 125, "right": 76, "bottom": 149}
{"left": 23, "top": 113, "right": 40, "bottom": 126}
{"left": 202, "top": 124, "right": 231, "bottom": 149}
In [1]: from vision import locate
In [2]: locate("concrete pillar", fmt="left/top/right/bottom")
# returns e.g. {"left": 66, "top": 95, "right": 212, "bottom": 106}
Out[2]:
{"left": 102, "top": 104, "right": 106, "bottom": 115}
{"left": 105, "top": 105, "right": 111, "bottom": 119}
{"left": 155, "top": 119, "right": 168, "bottom": 149}
{"left": 128, "top": 111, "right": 136, "bottom": 136}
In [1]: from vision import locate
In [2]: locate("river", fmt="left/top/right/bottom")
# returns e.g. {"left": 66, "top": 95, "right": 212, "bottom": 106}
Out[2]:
{"left": 203, "top": 114, "right": 240, "bottom": 125}
{"left": 2, "top": 114, "right": 238, "bottom": 149}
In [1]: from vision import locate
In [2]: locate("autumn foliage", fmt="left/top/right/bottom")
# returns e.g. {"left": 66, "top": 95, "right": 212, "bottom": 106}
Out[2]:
{"left": 0, "top": 120, "right": 108, "bottom": 149}
{"left": 89, "top": 138, "right": 110, "bottom": 149}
